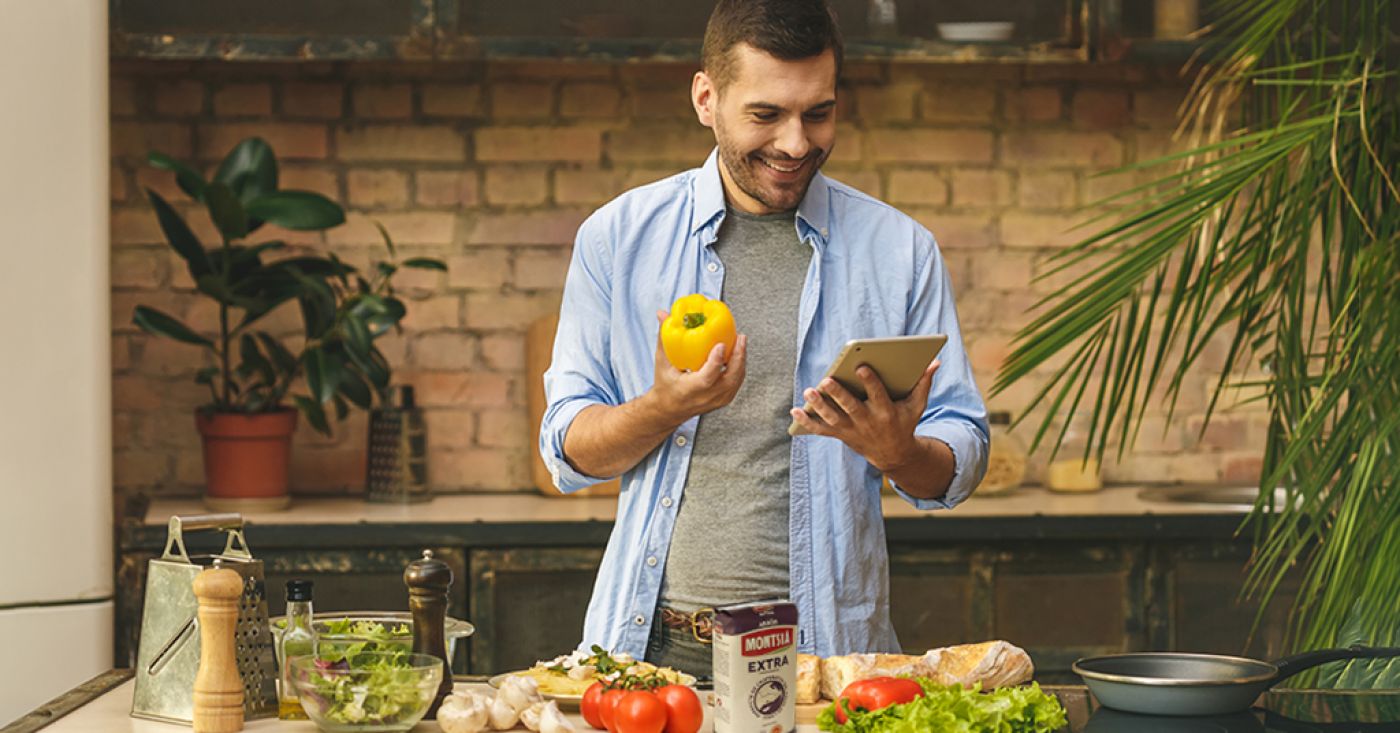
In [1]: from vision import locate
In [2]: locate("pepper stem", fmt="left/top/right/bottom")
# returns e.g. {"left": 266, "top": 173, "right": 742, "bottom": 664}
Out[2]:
{"left": 682, "top": 312, "right": 707, "bottom": 329}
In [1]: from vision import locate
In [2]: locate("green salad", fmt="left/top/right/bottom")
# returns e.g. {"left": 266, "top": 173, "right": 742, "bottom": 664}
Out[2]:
{"left": 817, "top": 680, "right": 1067, "bottom": 733}
{"left": 298, "top": 651, "right": 431, "bottom": 726}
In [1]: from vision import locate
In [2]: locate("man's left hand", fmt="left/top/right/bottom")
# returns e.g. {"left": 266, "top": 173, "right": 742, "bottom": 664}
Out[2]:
{"left": 788, "top": 359, "right": 940, "bottom": 472}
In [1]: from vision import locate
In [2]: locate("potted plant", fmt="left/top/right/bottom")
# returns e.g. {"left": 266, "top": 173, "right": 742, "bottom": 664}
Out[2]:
{"left": 133, "top": 137, "right": 445, "bottom": 510}
{"left": 996, "top": 1, "right": 1397, "bottom": 688}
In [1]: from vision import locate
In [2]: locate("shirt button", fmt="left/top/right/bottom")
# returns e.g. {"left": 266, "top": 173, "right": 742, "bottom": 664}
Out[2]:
{"left": 675, "top": 435, "right": 687, "bottom": 447}
{"left": 646, "top": 556, "right": 658, "bottom": 567}
{"left": 634, "top": 615, "right": 646, "bottom": 626}
{"left": 661, "top": 497, "right": 674, "bottom": 508}
{"left": 707, "top": 262, "right": 719, "bottom": 273}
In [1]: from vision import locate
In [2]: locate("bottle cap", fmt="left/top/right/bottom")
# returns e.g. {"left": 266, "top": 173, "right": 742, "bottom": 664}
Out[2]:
{"left": 286, "top": 579, "right": 314, "bottom": 602}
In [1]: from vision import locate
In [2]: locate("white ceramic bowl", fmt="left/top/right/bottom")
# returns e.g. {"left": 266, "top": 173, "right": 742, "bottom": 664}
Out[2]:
{"left": 937, "top": 22, "right": 1015, "bottom": 42}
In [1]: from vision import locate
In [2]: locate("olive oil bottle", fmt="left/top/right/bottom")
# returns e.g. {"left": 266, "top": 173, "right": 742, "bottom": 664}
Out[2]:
{"left": 277, "top": 579, "right": 316, "bottom": 720}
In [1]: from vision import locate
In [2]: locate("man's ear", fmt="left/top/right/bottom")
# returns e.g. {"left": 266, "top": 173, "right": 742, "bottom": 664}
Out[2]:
{"left": 692, "top": 71, "right": 716, "bottom": 128}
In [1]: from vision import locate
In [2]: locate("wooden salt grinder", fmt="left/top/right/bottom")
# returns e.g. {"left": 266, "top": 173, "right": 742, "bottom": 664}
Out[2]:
{"left": 192, "top": 559, "right": 244, "bottom": 733}
{"left": 405, "top": 549, "right": 454, "bottom": 718}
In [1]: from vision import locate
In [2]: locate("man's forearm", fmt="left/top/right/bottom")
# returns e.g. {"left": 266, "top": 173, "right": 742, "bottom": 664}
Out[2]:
{"left": 882, "top": 436, "right": 957, "bottom": 500}
{"left": 561, "top": 393, "right": 687, "bottom": 479}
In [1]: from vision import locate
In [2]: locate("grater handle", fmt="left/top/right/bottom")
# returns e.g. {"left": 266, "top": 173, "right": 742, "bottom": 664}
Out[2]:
{"left": 162, "top": 514, "right": 248, "bottom": 563}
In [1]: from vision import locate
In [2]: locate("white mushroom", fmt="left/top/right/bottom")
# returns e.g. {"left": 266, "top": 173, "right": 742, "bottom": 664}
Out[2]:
{"left": 519, "top": 700, "right": 550, "bottom": 731}
{"left": 488, "top": 693, "right": 520, "bottom": 730}
{"left": 538, "top": 701, "right": 577, "bottom": 733}
{"left": 498, "top": 674, "right": 543, "bottom": 713}
{"left": 437, "top": 690, "right": 491, "bottom": 733}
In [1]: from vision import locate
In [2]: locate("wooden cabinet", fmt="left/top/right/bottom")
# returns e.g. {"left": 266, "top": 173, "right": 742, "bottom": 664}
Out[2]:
{"left": 467, "top": 548, "right": 604, "bottom": 674}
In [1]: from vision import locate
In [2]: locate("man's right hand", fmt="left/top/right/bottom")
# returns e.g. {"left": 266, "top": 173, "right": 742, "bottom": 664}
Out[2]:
{"left": 645, "top": 309, "right": 748, "bottom": 423}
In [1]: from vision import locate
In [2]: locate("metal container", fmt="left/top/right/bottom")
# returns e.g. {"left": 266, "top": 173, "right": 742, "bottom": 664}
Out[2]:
{"left": 131, "top": 514, "right": 278, "bottom": 724}
{"left": 366, "top": 386, "right": 430, "bottom": 503}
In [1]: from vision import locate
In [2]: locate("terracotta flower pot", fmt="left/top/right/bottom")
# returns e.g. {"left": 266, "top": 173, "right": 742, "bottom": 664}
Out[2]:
{"left": 195, "top": 409, "right": 298, "bottom": 512}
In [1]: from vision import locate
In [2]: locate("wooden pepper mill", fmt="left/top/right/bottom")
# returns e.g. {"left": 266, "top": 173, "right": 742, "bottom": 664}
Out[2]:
{"left": 192, "top": 559, "right": 245, "bottom": 733}
{"left": 405, "top": 549, "right": 453, "bottom": 718}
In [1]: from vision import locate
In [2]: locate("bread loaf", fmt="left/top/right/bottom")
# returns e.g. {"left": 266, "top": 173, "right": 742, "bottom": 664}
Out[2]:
{"left": 796, "top": 654, "right": 822, "bottom": 704}
{"left": 818, "top": 653, "right": 930, "bottom": 700}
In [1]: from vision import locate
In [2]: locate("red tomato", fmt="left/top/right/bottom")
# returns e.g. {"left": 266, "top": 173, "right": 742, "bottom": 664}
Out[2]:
{"left": 653, "top": 684, "right": 703, "bottom": 733}
{"left": 581, "top": 682, "right": 607, "bottom": 729}
{"left": 600, "top": 688, "right": 629, "bottom": 733}
{"left": 834, "top": 677, "right": 923, "bottom": 723}
{"left": 613, "top": 690, "right": 668, "bottom": 733}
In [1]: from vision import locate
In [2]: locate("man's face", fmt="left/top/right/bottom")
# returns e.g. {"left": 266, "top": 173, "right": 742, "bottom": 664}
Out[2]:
{"left": 693, "top": 44, "right": 838, "bottom": 215}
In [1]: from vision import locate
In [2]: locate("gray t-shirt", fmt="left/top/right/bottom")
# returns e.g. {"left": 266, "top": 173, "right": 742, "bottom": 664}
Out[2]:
{"left": 658, "top": 207, "right": 812, "bottom": 611}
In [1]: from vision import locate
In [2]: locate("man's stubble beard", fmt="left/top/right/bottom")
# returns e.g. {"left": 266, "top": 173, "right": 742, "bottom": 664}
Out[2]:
{"left": 714, "top": 114, "right": 829, "bottom": 214}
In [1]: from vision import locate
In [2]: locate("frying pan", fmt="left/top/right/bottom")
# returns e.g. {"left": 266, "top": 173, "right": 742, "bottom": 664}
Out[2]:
{"left": 1073, "top": 646, "right": 1400, "bottom": 717}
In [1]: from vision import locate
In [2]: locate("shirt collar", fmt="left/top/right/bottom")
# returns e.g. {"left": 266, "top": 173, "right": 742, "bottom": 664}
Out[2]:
{"left": 691, "top": 148, "right": 832, "bottom": 246}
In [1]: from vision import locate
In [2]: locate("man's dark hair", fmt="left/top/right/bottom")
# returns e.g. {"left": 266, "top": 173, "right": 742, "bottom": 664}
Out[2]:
{"left": 702, "top": 0, "right": 844, "bottom": 89}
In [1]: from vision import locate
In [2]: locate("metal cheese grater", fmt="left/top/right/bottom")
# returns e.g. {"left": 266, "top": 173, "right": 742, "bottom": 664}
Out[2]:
{"left": 131, "top": 513, "right": 278, "bottom": 724}
{"left": 365, "top": 385, "right": 430, "bottom": 503}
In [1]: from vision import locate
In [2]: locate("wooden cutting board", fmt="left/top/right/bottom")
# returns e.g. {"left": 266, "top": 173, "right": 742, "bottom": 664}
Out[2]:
{"left": 527, "top": 312, "right": 620, "bottom": 498}
{"left": 796, "top": 701, "right": 828, "bottom": 725}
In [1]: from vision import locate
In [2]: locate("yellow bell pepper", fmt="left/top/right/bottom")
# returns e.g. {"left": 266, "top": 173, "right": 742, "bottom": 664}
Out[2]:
{"left": 660, "top": 294, "right": 737, "bottom": 372}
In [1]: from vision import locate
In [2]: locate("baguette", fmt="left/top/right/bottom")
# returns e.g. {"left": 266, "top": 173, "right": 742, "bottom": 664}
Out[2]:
{"left": 796, "top": 654, "right": 822, "bottom": 704}
{"left": 815, "top": 641, "right": 1033, "bottom": 701}
{"left": 818, "top": 653, "right": 930, "bottom": 700}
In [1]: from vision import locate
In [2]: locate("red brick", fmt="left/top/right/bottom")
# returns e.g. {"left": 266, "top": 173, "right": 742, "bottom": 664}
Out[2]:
{"left": 347, "top": 169, "right": 410, "bottom": 208}
{"left": 110, "top": 77, "right": 139, "bottom": 117}
{"left": 1073, "top": 89, "right": 1131, "bottom": 129}
{"left": 213, "top": 83, "right": 272, "bottom": 117}
{"left": 606, "top": 126, "right": 713, "bottom": 164}
{"left": 950, "top": 169, "right": 1013, "bottom": 208}
{"left": 827, "top": 125, "right": 863, "bottom": 164}
{"left": 338, "top": 125, "right": 466, "bottom": 162}
{"left": 624, "top": 86, "right": 693, "bottom": 120}
{"left": 969, "top": 335, "right": 1012, "bottom": 377}
{"left": 421, "top": 84, "right": 486, "bottom": 117}
{"left": 1134, "top": 88, "right": 1187, "bottom": 127}
{"left": 554, "top": 167, "right": 630, "bottom": 205}
{"left": 492, "top": 82, "right": 555, "bottom": 119}
{"left": 514, "top": 251, "right": 571, "bottom": 290}
{"left": 111, "top": 167, "right": 129, "bottom": 202}
{"left": 466, "top": 210, "right": 588, "bottom": 246}
{"left": 1003, "top": 132, "right": 1123, "bottom": 168}
{"left": 278, "top": 166, "right": 340, "bottom": 199}
{"left": 826, "top": 169, "right": 880, "bottom": 198}
{"left": 416, "top": 170, "right": 481, "bottom": 207}
{"left": 1007, "top": 86, "right": 1063, "bottom": 123}
{"left": 174, "top": 450, "right": 206, "bottom": 487}
{"left": 972, "top": 250, "right": 1034, "bottom": 292}
{"left": 1133, "top": 130, "right": 1181, "bottom": 164}
{"left": 281, "top": 82, "right": 344, "bottom": 119}
{"left": 112, "top": 336, "right": 132, "bottom": 372}
{"left": 289, "top": 446, "right": 365, "bottom": 493}
{"left": 112, "top": 375, "right": 166, "bottom": 411}
{"left": 374, "top": 331, "right": 408, "bottom": 367}
{"left": 137, "top": 335, "right": 209, "bottom": 376}
{"left": 624, "top": 168, "right": 684, "bottom": 189}
{"left": 856, "top": 82, "right": 919, "bottom": 122}
{"left": 411, "top": 371, "right": 513, "bottom": 407}
{"left": 327, "top": 212, "right": 457, "bottom": 247}
{"left": 429, "top": 448, "right": 521, "bottom": 490}
{"left": 887, "top": 170, "right": 949, "bottom": 206}
{"left": 115, "top": 449, "right": 170, "bottom": 488}
{"left": 447, "top": 251, "right": 511, "bottom": 289}
{"left": 1001, "top": 212, "right": 1093, "bottom": 249}
{"left": 112, "top": 249, "right": 166, "bottom": 288}
{"left": 464, "top": 292, "right": 559, "bottom": 329}
{"left": 402, "top": 295, "right": 461, "bottom": 330}
{"left": 112, "top": 291, "right": 181, "bottom": 333}
{"left": 111, "top": 206, "right": 165, "bottom": 245}
{"left": 112, "top": 122, "right": 193, "bottom": 160}
{"left": 1222, "top": 454, "right": 1263, "bottom": 484}
{"left": 493, "top": 61, "right": 616, "bottom": 81}
{"left": 868, "top": 129, "right": 994, "bottom": 164}
{"left": 559, "top": 83, "right": 624, "bottom": 119}
{"left": 477, "top": 410, "right": 529, "bottom": 449}
{"left": 921, "top": 84, "right": 998, "bottom": 123}
{"left": 412, "top": 332, "right": 478, "bottom": 370}
{"left": 476, "top": 127, "right": 602, "bottom": 163}
{"left": 353, "top": 83, "right": 413, "bottom": 119}
{"left": 133, "top": 165, "right": 192, "bottom": 203}
{"left": 1082, "top": 170, "right": 1137, "bottom": 204}
{"left": 480, "top": 334, "right": 526, "bottom": 371}
{"left": 1018, "top": 171, "right": 1079, "bottom": 209}
{"left": 425, "top": 410, "right": 477, "bottom": 452}
{"left": 1131, "top": 415, "right": 1188, "bottom": 454}
{"left": 200, "top": 123, "right": 327, "bottom": 160}
{"left": 484, "top": 166, "right": 549, "bottom": 206}
{"left": 617, "top": 64, "right": 698, "bottom": 87}
{"left": 154, "top": 81, "right": 205, "bottom": 117}
{"left": 909, "top": 211, "right": 996, "bottom": 250}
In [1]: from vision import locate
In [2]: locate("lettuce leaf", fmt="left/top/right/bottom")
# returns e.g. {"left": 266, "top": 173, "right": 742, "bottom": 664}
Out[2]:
{"left": 817, "top": 680, "right": 1067, "bottom": 733}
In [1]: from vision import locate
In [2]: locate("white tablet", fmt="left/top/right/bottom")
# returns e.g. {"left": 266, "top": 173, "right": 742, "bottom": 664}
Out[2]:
{"left": 788, "top": 334, "right": 948, "bottom": 437}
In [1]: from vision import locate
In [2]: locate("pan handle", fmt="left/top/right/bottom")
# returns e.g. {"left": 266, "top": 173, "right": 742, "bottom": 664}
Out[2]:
{"left": 1271, "top": 645, "right": 1400, "bottom": 684}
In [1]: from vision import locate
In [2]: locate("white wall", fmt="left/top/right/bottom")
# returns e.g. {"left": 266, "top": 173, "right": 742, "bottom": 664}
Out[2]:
{"left": 0, "top": 0, "right": 114, "bottom": 723}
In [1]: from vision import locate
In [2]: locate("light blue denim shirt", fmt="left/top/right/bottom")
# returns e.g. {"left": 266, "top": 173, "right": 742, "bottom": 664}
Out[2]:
{"left": 540, "top": 150, "right": 988, "bottom": 658}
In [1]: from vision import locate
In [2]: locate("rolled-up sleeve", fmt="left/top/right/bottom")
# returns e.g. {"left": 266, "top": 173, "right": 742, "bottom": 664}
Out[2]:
{"left": 889, "top": 234, "right": 989, "bottom": 510}
{"left": 539, "top": 216, "right": 621, "bottom": 493}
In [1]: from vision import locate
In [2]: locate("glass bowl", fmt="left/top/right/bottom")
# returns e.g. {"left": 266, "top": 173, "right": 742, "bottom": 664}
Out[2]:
{"left": 271, "top": 611, "right": 474, "bottom": 659}
{"left": 290, "top": 651, "right": 443, "bottom": 732}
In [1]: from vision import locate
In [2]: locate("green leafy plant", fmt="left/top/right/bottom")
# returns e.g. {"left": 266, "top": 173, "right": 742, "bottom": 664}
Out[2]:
{"left": 994, "top": 0, "right": 1397, "bottom": 686}
{"left": 132, "top": 137, "right": 446, "bottom": 434}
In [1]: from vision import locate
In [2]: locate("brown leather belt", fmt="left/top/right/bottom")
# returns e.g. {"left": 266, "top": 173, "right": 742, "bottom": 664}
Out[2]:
{"left": 658, "top": 606, "right": 715, "bottom": 644}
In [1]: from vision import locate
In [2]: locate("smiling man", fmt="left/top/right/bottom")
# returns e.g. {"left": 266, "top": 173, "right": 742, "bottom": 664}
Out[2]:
{"left": 540, "top": 0, "right": 988, "bottom": 676}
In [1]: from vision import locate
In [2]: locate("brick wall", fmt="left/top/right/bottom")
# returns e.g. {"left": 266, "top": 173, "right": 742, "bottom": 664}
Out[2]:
{"left": 109, "top": 59, "right": 1266, "bottom": 498}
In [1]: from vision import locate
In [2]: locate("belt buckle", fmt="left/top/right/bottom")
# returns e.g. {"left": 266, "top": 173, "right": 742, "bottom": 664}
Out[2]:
{"left": 691, "top": 607, "right": 715, "bottom": 644}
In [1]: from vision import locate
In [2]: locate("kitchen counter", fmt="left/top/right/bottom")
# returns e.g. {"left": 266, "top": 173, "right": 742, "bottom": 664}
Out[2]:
{"left": 17, "top": 672, "right": 1395, "bottom": 733}
{"left": 127, "top": 485, "right": 1256, "bottom": 548}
